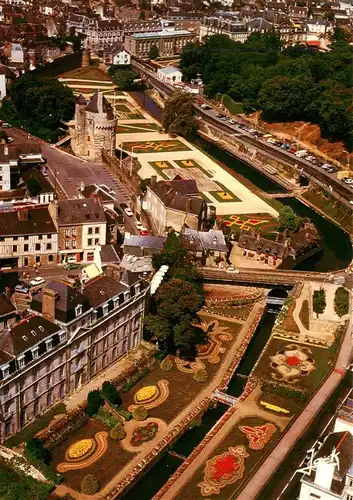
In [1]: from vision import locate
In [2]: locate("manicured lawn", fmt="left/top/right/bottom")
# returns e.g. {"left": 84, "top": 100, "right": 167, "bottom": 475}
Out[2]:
{"left": 175, "top": 415, "right": 279, "bottom": 500}
{"left": 128, "top": 113, "right": 145, "bottom": 120}
{"left": 115, "top": 104, "right": 132, "bottom": 112}
{"left": 116, "top": 125, "right": 151, "bottom": 134}
{"left": 123, "top": 140, "right": 191, "bottom": 154}
{"left": 51, "top": 419, "right": 134, "bottom": 493}
{"left": 218, "top": 213, "right": 278, "bottom": 235}
{"left": 149, "top": 161, "right": 174, "bottom": 179}
{"left": 256, "top": 386, "right": 305, "bottom": 416}
{"left": 209, "top": 182, "right": 241, "bottom": 203}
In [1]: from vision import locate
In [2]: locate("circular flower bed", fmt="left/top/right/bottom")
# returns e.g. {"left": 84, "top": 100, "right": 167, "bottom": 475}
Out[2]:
{"left": 135, "top": 386, "right": 157, "bottom": 402}
{"left": 286, "top": 355, "right": 300, "bottom": 367}
{"left": 130, "top": 422, "right": 159, "bottom": 447}
{"left": 67, "top": 439, "right": 94, "bottom": 459}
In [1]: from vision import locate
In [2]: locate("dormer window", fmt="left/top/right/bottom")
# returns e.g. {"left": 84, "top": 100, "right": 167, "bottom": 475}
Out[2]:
{"left": 18, "top": 356, "right": 25, "bottom": 369}
{"left": 102, "top": 304, "right": 109, "bottom": 316}
{"left": 45, "top": 339, "right": 53, "bottom": 351}
{"left": 134, "top": 284, "right": 141, "bottom": 295}
{"left": 59, "top": 331, "right": 66, "bottom": 344}
{"left": 32, "top": 347, "right": 39, "bottom": 359}
{"left": 113, "top": 297, "right": 119, "bottom": 308}
{"left": 2, "top": 365, "right": 9, "bottom": 379}
{"left": 75, "top": 304, "right": 83, "bottom": 317}
{"left": 124, "top": 291, "right": 130, "bottom": 301}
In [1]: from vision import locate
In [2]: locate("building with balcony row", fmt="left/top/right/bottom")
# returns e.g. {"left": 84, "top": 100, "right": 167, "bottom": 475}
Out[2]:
{"left": 0, "top": 264, "right": 148, "bottom": 440}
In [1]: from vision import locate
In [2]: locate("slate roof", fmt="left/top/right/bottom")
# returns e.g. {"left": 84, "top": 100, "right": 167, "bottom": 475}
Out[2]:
{"left": 85, "top": 91, "right": 115, "bottom": 120}
{"left": 20, "top": 168, "right": 53, "bottom": 194}
{"left": 150, "top": 179, "right": 203, "bottom": 215}
{"left": 0, "top": 207, "right": 56, "bottom": 237}
{"left": 83, "top": 275, "right": 127, "bottom": 308}
{"left": 123, "top": 234, "right": 166, "bottom": 250}
{"left": 57, "top": 199, "right": 106, "bottom": 225}
{"left": 0, "top": 314, "right": 61, "bottom": 358}
{"left": 181, "top": 229, "right": 227, "bottom": 253}
{"left": 0, "top": 294, "right": 16, "bottom": 317}
{"left": 100, "top": 244, "right": 120, "bottom": 264}
{"left": 76, "top": 93, "right": 86, "bottom": 105}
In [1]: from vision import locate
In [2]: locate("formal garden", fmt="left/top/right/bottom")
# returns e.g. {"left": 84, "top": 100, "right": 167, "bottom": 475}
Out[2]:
{"left": 218, "top": 213, "right": 279, "bottom": 237}
{"left": 123, "top": 140, "right": 191, "bottom": 154}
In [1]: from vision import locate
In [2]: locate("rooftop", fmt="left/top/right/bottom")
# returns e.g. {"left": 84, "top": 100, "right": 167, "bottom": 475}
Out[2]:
{"left": 0, "top": 293, "right": 16, "bottom": 317}
{"left": 0, "top": 207, "right": 56, "bottom": 237}
{"left": 57, "top": 199, "right": 106, "bottom": 226}
{"left": 83, "top": 275, "right": 127, "bottom": 308}
{"left": 123, "top": 234, "right": 166, "bottom": 250}
{"left": 158, "top": 66, "right": 182, "bottom": 75}
{"left": 131, "top": 29, "right": 193, "bottom": 39}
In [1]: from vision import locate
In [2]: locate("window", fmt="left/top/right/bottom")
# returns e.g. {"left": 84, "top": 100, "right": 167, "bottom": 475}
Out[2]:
{"left": 48, "top": 254, "right": 54, "bottom": 262}
{"left": 58, "top": 331, "right": 66, "bottom": 343}
{"left": 38, "top": 235, "right": 43, "bottom": 240}
{"left": 94, "top": 238, "right": 99, "bottom": 245}
{"left": 45, "top": 338, "right": 53, "bottom": 351}
{"left": 102, "top": 304, "right": 109, "bottom": 316}
{"left": 46, "top": 243, "right": 52, "bottom": 250}
{"left": 65, "top": 240, "right": 70, "bottom": 249}
{"left": 32, "top": 347, "right": 39, "bottom": 359}
{"left": 24, "top": 244, "right": 29, "bottom": 252}
{"left": 36, "top": 256, "right": 40, "bottom": 263}
{"left": 13, "top": 245, "right": 17, "bottom": 253}
{"left": 71, "top": 228, "right": 77, "bottom": 237}
{"left": 13, "top": 237, "right": 18, "bottom": 241}
{"left": 88, "top": 238, "right": 93, "bottom": 246}
{"left": 35, "top": 243, "right": 40, "bottom": 251}
{"left": 47, "top": 234, "right": 51, "bottom": 240}
{"left": 2, "top": 366, "right": 9, "bottom": 379}
{"left": 88, "top": 227, "right": 93, "bottom": 235}
{"left": 72, "top": 240, "right": 76, "bottom": 249}
{"left": 18, "top": 356, "right": 25, "bottom": 369}
{"left": 75, "top": 304, "right": 83, "bottom": 317}
{"left": 95, "top": 227, "right": 100, "bottom": 234}
{"left": 64, "top": 229, "right": 71, "bottom": 237}
{"left": 24, "top": 235, "right": 28, "bottom": 241}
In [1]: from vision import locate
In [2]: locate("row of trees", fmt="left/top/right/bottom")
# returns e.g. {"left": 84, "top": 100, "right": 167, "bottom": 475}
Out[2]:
{"left": 144, "top": 231, "right": 205, "bottom": 358}
{"left": 180, "top": 30, "right": 353, "bottom": 148}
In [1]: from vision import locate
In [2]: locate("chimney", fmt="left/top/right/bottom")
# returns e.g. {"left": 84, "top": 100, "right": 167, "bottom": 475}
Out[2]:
{"left": 150, "top": 175, "right": 157, "bottom": 189}
{"left": 42, "top": 288, "right": 57, "bottom": 321}
{"left": 4, "top": 146, "right": 8, "bottom": 156}
{"left": 5, "top": 287, "right": 11, "bottom": 300}
{"left": 81, "top": 50, "right": 90, "bottom": 67}
{"left": 18, "top": 209, "right": 29, "bottom": 221}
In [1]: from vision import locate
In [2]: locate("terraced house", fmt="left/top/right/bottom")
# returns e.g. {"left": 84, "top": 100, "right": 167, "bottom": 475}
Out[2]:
{"left": 0, "top": 265, "right": 148, "bottom": 441}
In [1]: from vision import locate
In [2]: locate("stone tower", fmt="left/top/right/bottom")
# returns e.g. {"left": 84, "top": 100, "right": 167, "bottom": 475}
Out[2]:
{"left": 70, "top": 92, "right": 116, "bottom": 162}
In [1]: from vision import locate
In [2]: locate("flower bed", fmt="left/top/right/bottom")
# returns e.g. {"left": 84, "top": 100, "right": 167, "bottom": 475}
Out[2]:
{"left": 67, "top": 439, "right": 95, "bottom": 459}
{"left": 130, "top": 422, "right": 159, "bottom": 447}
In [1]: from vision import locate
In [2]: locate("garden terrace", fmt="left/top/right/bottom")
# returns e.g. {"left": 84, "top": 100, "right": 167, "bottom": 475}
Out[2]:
{"left": 122, "top": 140, "right": 191, "bottom": 154}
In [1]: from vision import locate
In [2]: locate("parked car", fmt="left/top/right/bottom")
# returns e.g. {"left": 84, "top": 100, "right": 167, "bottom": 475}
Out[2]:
{"left": 229, "top": 119, "right": 236, "bottom": 125}
{"left": 226, "top": 266, "right": 240, "bottom": 273}
{"left": 123, "top": 207, "right": 133, "bottom": 217}
{"left": 6, "top": 137, "right": 14, "bottom": 143}
{"left": 344, "top": 178, "right": 353, "bottom": 184}
{"left": 139, "top": 229, "right": 149, "bottom": 236}
{"left": 135, "top": 221, "right": 144, "bottom": 230}
{"left": 29, "top": 277, "right": 45, "bottom": 287}
{"left": 295, "top": 150, "right": 308, "bottom": 158}
{"left": 15, "top": 284, "right": 30, "bottom": 294}
{"left": 1, "top": 122, "right": 11, "bottom": 128}
{"left": 64, "top": 263, "right": 82, "bottom": 270}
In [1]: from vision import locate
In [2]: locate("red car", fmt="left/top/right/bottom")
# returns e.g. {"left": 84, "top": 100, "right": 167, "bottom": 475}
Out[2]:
{"left": 289, "top": 148, "right": 297, "bottom": 154}
{"left": 140, "top": 230, "right": 149, "bottom": 236}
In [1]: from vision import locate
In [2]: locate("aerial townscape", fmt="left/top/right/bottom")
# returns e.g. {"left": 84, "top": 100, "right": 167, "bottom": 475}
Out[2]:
{"left": 0, "top": 0, "right": 352, "bottom": 498}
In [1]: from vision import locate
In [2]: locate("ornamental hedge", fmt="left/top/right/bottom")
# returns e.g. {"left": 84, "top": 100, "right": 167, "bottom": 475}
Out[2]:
{"left": 132, "top": 406, "right": 148, "bottom": 421}
{"left": 193, "top": 369, "right": 208, "bottom": 383}
{"left": 102, "top": 381, "right": 122, "bottom": 406}
{"left": 334, "top": 286, "right": 349, "bottom": 317}
{"left": 110, "top": 423, "right": 127, "bottom": 441}
{"left": 81, "top": 474, "right": 100, "bottom": 495}
{"left": 86, "top": 390, "right": 102, "bottom": 417}
{"left": 160, "top": 357, "right": 173, "bottom": 372}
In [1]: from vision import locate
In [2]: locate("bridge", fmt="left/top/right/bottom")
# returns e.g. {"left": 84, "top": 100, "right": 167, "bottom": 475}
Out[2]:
{"left": 212, "top": 389, "right": 238, "bottom": 407}
{"left": 200, "top": 267, "right": 331, "bottom": 286}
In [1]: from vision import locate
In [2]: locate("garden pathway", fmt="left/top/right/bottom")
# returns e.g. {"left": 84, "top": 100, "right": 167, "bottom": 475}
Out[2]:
{"left": 55, "top": 303, "right": 264, "bottom": 499}
{"left": 198, "top": 310, "right": 246, "bottom": 324}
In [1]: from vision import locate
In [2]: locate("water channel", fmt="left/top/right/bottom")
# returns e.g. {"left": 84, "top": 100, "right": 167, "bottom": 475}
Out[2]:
{"left": 132, "top": 91, "right": 352, "bottom": 273}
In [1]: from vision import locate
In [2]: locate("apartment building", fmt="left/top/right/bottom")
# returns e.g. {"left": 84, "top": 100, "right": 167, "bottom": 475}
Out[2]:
{"left": 0, "top": 265, "right": 148, "bottom": 440}
{"left": 0, "top": 206, "right": 58, "bottom": 268}
{"left": 49, "top": 199, "right": 107, "bottom": 264}
{"left": 124, "top": 29, "right": 197, "bottom": 58}
{"left": 0, "top": 145, "right": 16, "bottom": 191}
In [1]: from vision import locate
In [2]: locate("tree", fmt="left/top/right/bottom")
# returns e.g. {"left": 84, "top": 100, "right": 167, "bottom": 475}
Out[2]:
{"left": 108, "top": 67, "right": 137, "bottom": 90}
{"left": 26, "top": 175, "right": 42, "bottom": 196}
{"left": 334, "top": 286, "right": 349, "bottom": 317}
{"left": 149, "top": 44, "right": 159, "bottom": 60}
{"left": 81, "top": 474, "right": 99, "bottom": 495}
{"left": 162, "top": 90, "right": 196, "bottom": 140}
{"left": 313, "top": 288, "right": 326, "bottom": 317}
{"left": 278, "top": 206, "right": 299, "bottom": 231}
{"left": 86, "top": 390, "right": 102, "bottom": 416}
{"left": 25, "top": 438, "right": 50, "bottom": 464}
{"left": 144, "top": 278, "right": 204, "bottom": 354}
{"left": 102, "top": 381, "right": 121, "bottom": 406}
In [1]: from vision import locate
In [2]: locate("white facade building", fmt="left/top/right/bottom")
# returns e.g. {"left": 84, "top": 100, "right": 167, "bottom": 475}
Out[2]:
{"left": 157, "top": 66, "right": 183, "bottom": 84}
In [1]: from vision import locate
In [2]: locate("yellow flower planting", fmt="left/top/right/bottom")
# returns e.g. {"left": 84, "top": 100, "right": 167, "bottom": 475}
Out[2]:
{"left": 218, "top": 191, "right": 233, "bottom": 200}
{"left": 68, "top": 439, "right": 94, "bottom": 459}
{"left": 260, "top": 401, "right": 290, "bottom": 414}
{"left": 136, "top": 386, "right": 157, "bottom": 402}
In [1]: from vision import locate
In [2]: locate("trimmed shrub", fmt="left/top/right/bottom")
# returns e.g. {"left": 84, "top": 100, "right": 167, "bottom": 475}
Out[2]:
{"left": 87, "top": 390, "right": 102, "bottom": 417}
{"left": 102, "top": 381, "right": 122, "bottom": 406}
{"left": 262, "top": 383, "right": 306, "bottom": 400}
{"left": 160, "top": 356, "right": 173, "bottom": 372}
{"left": 25, "top": 438, "right": 50, "bottom": 464}
{"left": 193, "top": 369, "right": 208, "bottom": 383}
{"left": 110, "top": 423, "right": 127, "bottom": 441}
{"left": 117, "top": 409, "right": 132, "bottom": 421}
{"left": 132, "top": 406, "right": 148, "bottom": 421}
{"left": 334, "top": 286, "right": 349, "bottom": 317}
{"left": 94, "top": 407, "right": 118, "bottom": 429}
{"left": 81, "top": 474, "right": 100, "bottom": 495}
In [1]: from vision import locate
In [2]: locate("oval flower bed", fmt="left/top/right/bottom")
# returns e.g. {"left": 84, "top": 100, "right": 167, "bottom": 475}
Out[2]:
{"left": 130, "top": 422, "right": 159, "bottom": 447}
{"left": 67, "top": 438, "right": 95, "bottom": 460}
{"left": 135, "top": 385, "right": 158, "bottom": 403}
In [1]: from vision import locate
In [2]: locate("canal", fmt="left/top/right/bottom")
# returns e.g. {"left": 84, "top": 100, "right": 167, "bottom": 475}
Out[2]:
{"left": 132, "top": 91, "right": 352, "bottom": 273}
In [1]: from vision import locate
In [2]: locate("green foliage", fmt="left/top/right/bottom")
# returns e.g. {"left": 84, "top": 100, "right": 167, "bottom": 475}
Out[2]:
{"left": 0, "top": 458, "right": 53, "bottom": 500}
{"left": 193, "top": 369, "right": 208, "bottom": 383}
{"left": 313, "top": 288, "right": 327, "bottom": 316}
{"left": 108, "top": 66, "right": 138, "bottom": 90}
{"left": 162, "top": 90, "right": 196, "bottom": 140}
{"left": 26, "top": 175, "right": 42, "bottom": 196}
{"left": 5, "top": 74, "right": 75, "bottom": 141}
{"left": 4, "top": 403, "right": 66, "bottom": 448}
{"left": 102, "top": 381, "right": 122, "bottom": 406}
{"left": 132, "top": 406, "right": 148, "bottom": 421}
{"left": 149, "top": 44, "right": 159, "bottom": 59}
{"left": 110, "top": 423, "right": 127, "bottom": 440}
{"left": 80, "top": 474, "right": 100, "bottom": 495}
{"left": 334, "top": 287, "right": 349, "bottom": 317}
{"left": 278, "top": 206, "right": 300, "bottom": 231}
{"left": 262, "top": 382, "right": 307, "bottom": 400}
{"left": 117, "top": 408, "right": 132, "bottom": 421}
{"left": 25, "top": 439, "right": 50, "bottom": 464}
{"left": 94, "top": 407, "right": 118, "bottom": 429}
{"left": 86, "top": 390, "right": 102, "bottom": 417}
{"left": 160, "top": 356, "right": 173, "bottom": 372}
{"left": 120, "top": 367, "right": 150, "bottom": 392}
{"left": 180, "top": 32, "right": 353, "bottom": 147}
{"left": 188, "top": 415, "right": 203, "bottom": 429}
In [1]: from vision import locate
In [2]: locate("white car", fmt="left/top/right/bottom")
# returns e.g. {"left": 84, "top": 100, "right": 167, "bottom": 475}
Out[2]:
{"left": 29, "top": 277, "right": 45, "bottom": 287}
{"left": 226, "top": 266, "right": 240, "bottom": 273}
{"left": 344, "top": 178, "right": 353, "bottom": 184}
{"left": 124, "top": 207, "right": 133, "bottom": 217}
{"left": 135, "top": 221, "right": 144, "bottom": 230}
